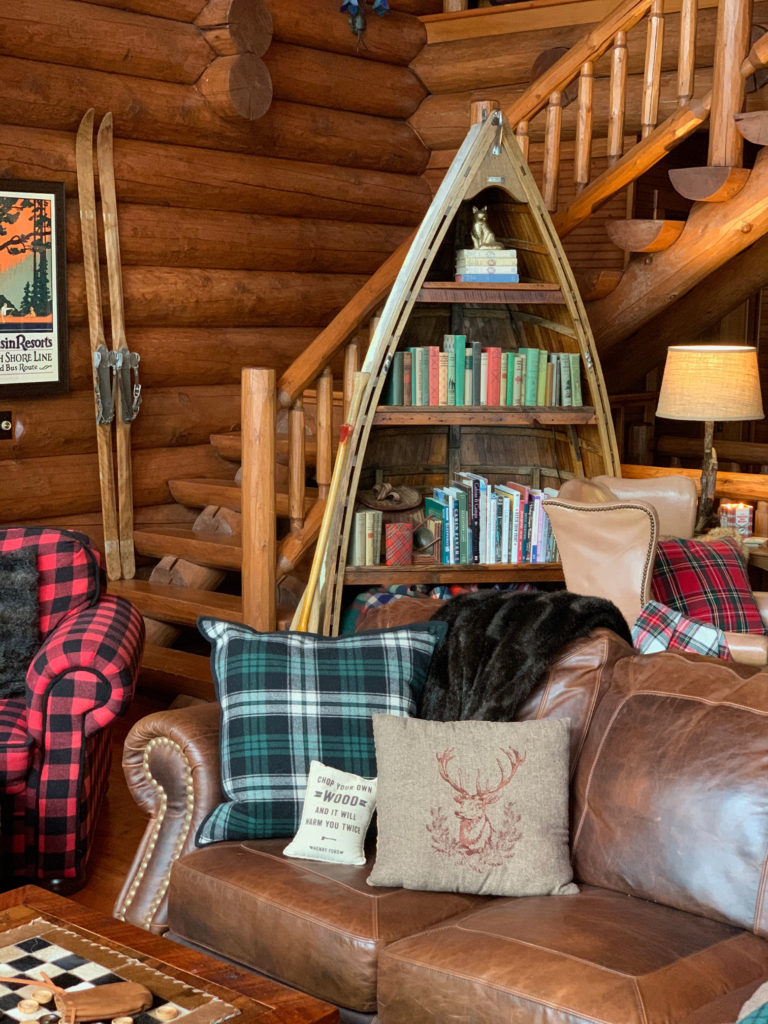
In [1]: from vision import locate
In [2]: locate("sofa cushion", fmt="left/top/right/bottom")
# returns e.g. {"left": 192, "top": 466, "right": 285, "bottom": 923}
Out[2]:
{"left": 377, "top": 885, "right": 768, "bottom": 1024}
{"left": 632, "top": 599, "right": 731, "bottom": 659}
{"left": 571, "top": 650, "right": 768, "bottom": 936}
{"left": 167, "top": 839, "right": 488, "bottom": 1013}
{"left": 651, "top": 536, "right": 766, "bottom": 634}
{"left": 368, "top": 715, "right": 577, "bottom": 897}
{"left": 196, "top": 618, "right": 447, "bottom": 844}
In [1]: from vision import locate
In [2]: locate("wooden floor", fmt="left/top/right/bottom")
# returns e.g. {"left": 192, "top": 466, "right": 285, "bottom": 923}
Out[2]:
{"left": 73, "top": 689, "right": 170, "bottom": 917}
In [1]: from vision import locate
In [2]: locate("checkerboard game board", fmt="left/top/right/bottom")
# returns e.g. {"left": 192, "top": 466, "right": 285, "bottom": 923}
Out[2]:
{"left": 0, "top": 922, "right": 236, "bottom": 1024}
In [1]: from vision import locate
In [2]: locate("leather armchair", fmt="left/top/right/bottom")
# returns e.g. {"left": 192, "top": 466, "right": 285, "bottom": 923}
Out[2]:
{"left": 543, "top": 476, "right": 768, "bottom": 666}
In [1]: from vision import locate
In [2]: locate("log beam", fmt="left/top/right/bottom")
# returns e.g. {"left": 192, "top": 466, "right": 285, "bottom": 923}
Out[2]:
{"left": 601, "top": 228, "right": 768, "bottom": 392}
{"left": 605, "top": 218, "right": 685, "bottom": 251}
{"left": 63, "top": 200, "right": 411, "bottom": 274}
{"left": 0, "top": 125, "right": 430, "bottom": 225}
{"left": 197, "top": 54, "right": 273, "bottom": 121}
{"left": 0, "top": 56, "right": 428, "bottom": 174}
{"left": 2, "top": 0, "right": 213, "bottom": 83}
{"left": 65, "top": 265, "right": 369, "bottom": 328}
{"left": 194, "top": 0, "right": 272, "bottom": 57}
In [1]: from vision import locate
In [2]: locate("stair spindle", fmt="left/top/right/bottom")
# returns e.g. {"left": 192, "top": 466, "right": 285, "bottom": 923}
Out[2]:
{"left": 288, "top": 398, "right": 305, "bottom": 533}
{"left": 575, "top": 61, "right": 594, "bottom": 192}
{"left": 543, "top": 91, "right": 563, "bottom": 212}
{"left": 343, "top": 342, "right": 359, "bottom": 417}
{"left": 241, "top": 367, "right": 276, "bottom": 631}
{"left": 514, "top": 120, "right": 530, "bottom": 161}
{"left": 677, "top": 0, "right": 697, "bottom": 105}
{"left": 316, "top": 368, "right": 333, "bottom": 500}
{"left": 641, "top": 0, "right": 665, "bottom": 138}
{"left": 608, "top": 31, "right": 628, "bottom": 162}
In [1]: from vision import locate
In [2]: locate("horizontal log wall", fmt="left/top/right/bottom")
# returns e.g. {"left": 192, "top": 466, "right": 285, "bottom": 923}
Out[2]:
{"left": 0, "top": 0, "right": 435, "bottom": 535}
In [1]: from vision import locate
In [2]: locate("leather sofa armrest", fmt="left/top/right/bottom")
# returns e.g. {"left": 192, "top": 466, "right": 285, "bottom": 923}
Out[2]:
{"left": 723, "top": 630, "right": 768, "bottom": 666}
{"left": 113, "top": 702, "right": 223, "bottom": 934}
{"left": 752, "top": 590, "right": 768, "bottom": 631}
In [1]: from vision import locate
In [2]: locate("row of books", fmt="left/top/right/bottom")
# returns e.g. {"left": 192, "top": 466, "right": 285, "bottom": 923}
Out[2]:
{"left": 349, "top": 509, "right": 383, "bottom": 567}
{"left": 424, "top": 475, "right": 559, "bottom": 566}
{"left": 382, "top": 336, "right": 583, "bottom": 408}
{"left": 455, "top": 247, "right": 519, "bottom": 283}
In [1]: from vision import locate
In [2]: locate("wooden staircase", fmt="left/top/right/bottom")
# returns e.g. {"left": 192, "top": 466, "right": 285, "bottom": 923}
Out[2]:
{"left": 110, "top": 0, "right": 768, "bottom": 695}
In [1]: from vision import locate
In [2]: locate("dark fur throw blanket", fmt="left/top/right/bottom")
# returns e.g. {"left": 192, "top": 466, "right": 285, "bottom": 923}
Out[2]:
{"left": 0, "top": 547, "right": 40, "bottom": 699}
{"left": 419, "top": 589, "right": 632, "bottom": 721}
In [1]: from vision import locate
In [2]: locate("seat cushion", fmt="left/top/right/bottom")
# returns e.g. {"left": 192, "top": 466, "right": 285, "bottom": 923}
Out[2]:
{"left": 167, "top": 839, "right": 488, "bottom": 1012}
{"left": 0, "top": 699, "right": 32, "bottom": 793}
{"left": 377, "top": 886, "right": 768, "bottom": 1023}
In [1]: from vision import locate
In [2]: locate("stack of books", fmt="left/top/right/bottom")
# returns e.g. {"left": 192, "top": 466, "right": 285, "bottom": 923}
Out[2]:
{"left": 381, "top": 336, "right": 583, "bottom": 408}
{"left": 348, "top": 509, "right": 383, "bottom": 566}
{"left": 455, "top": 248, "right": 519, "bottom": 283}
{"left": 423, "top": 476, "right": 559, "bottom": 566}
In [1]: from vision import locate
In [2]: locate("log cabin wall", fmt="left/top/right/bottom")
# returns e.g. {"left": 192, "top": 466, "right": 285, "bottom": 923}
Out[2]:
{"left": 0, "top": 0, "right": 440, "bottom": 546}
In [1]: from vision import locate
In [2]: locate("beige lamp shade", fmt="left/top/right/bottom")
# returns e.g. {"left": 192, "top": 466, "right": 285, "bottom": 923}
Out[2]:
{"left": 656, "top": 345, "right": 764, "bottom": 422}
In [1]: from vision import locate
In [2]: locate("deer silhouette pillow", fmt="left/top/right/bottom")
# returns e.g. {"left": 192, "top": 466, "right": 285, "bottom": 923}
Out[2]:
{"left": 368, "top": 715, "right": 578, "bottom": 897}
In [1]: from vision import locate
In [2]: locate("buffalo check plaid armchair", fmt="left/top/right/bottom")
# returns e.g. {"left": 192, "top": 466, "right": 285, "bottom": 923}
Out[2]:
{"left": 0, "top": 527, "right": 145, "bottom": 891}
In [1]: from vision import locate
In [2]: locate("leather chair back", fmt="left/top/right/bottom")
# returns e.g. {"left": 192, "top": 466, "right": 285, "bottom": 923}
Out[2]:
{"left": 542, "top": 497, "right": 659, "bottom": 629}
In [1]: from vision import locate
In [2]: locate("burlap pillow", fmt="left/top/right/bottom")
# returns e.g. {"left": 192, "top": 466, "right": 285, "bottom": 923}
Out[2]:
{"left": 368, "top": 715, "right": 578, "bottom": 897}
{"left": 284, "top": 761, "right": 376, "bottom": 866}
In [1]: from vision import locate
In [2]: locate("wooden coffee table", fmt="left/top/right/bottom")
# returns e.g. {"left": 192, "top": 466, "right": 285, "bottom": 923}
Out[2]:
{"left": 0, "top": 887, "right": 337, "bottom": 1024}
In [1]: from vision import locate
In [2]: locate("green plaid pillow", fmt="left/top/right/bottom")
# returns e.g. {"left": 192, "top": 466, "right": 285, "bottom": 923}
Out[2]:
{"left": 196, "top": 617, "right": 447, "bottom": 844}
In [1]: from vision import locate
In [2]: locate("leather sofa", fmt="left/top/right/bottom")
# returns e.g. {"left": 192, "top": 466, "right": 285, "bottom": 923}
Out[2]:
{"left": 115, "top": 627, "right": 768, "bottom": 1024}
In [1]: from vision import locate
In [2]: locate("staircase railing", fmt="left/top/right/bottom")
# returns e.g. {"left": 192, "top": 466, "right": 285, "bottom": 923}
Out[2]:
{"left": 239, "top": 0, "right": 758, "bottom": 630}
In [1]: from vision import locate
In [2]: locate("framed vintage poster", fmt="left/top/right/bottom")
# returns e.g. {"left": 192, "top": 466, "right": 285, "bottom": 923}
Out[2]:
{"left": 0, "top": 180, "right": 69, "bottom": 396}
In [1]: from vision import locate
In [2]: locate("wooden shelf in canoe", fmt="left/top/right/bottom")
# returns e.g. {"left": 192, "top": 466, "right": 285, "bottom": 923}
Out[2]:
{"left": 417, "top": 281, "right": 565, "bottom": 304}
{"left": 344, "top": 562, "right": 564, "bottom": 585}
{"left": 373, "top": 405, "right": 596, "bottom": 426}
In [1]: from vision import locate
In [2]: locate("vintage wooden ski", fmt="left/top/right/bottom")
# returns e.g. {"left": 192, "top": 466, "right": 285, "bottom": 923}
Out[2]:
{"left": 96, "top": 112, "right": 140, "bottom": 579}
{"left": 76, "top": 108, "right": 122, "bottom": 581}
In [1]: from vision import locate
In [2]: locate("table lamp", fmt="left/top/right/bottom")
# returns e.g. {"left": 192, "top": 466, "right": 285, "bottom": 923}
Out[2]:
{"left": 656, "top": 345, "right": 764, "bottom": 534}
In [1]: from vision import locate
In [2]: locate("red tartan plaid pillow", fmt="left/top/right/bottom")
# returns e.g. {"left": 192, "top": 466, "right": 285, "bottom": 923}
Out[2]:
{"left": 651, "top": 536, "right": 766, "bottom": 635}
{"left": 632, "top": 600, "right": 732, "bottom": 659}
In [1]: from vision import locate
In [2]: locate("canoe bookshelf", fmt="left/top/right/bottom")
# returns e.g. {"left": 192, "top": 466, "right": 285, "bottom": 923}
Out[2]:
{"left": 295, "top": 104, "right": 620, "bottom": 635}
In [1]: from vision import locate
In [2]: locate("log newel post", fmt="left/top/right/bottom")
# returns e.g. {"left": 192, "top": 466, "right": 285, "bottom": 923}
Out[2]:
{"left": 608, "top": 31, "right": 628, "bottom": 162}
{"left": 241, "top": 367, "right": 276, "bottom": 631}
{"left": 343, "top": 342, "right": 360, "bottom": 418}
{"left": 709, "top": 0, "right": 753, "bottom": 166}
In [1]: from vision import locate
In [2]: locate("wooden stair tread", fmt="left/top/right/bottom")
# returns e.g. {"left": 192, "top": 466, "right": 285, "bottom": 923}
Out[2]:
{"left": 168, "top": 477, "right": 318, "bottom": 516}
{"left": 109, "top": 579, "right": 243, "bottom": 624}
{"left": 210, "top": 432, "right": 320, "bottom": 464}
{"left": 605, "top": 218, "right": 684, "bottom": 253}
{"left": 668, "top": 165, "right": 750, "bottom": 202}
{"left": 133, "top": 526, "right": 243, "bottom": 569}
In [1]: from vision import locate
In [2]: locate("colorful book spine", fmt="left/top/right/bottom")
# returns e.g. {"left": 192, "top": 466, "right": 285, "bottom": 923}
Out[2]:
{"left": 410, "top": 347, "right": 421, "bottom": 406}
{"left": 402, "top": 351, "right": 412, "bottom": 407}
{"left": 420, "top": 347, "right": 430, "bottom": 406}
{"left": 480, "top": 351, "right": 489, "bottom": 406}
{"left": 536, "top": 352, "right": 548, "bottom": 406}
{"left": 428, "top": 346, "right": 440, "bottom": 406}
{"left": 438, "top": 351, "right": 449, "bottom": 405}
{"left": 569, "top": 352, "right": 583, "bottom": 405}
{"left": 455, "top": 272, "right": 520, "bottom": 283}
{"left": 454, "top": 335, "right": 466, "bottom": 406}
{"left": 512, "top": 353, "right": 524, "bottom": 406}
{"left": 559, "top": 352, "right": 572, "bottom": 406}
{"left": 520, "top": 348, "right": 539, "bottom": 406}
{"left": 484, "top": 347, "right": 501, "bottom": 406}
{"left": 471, "top": 341, "right": 482, "bottom": 406}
